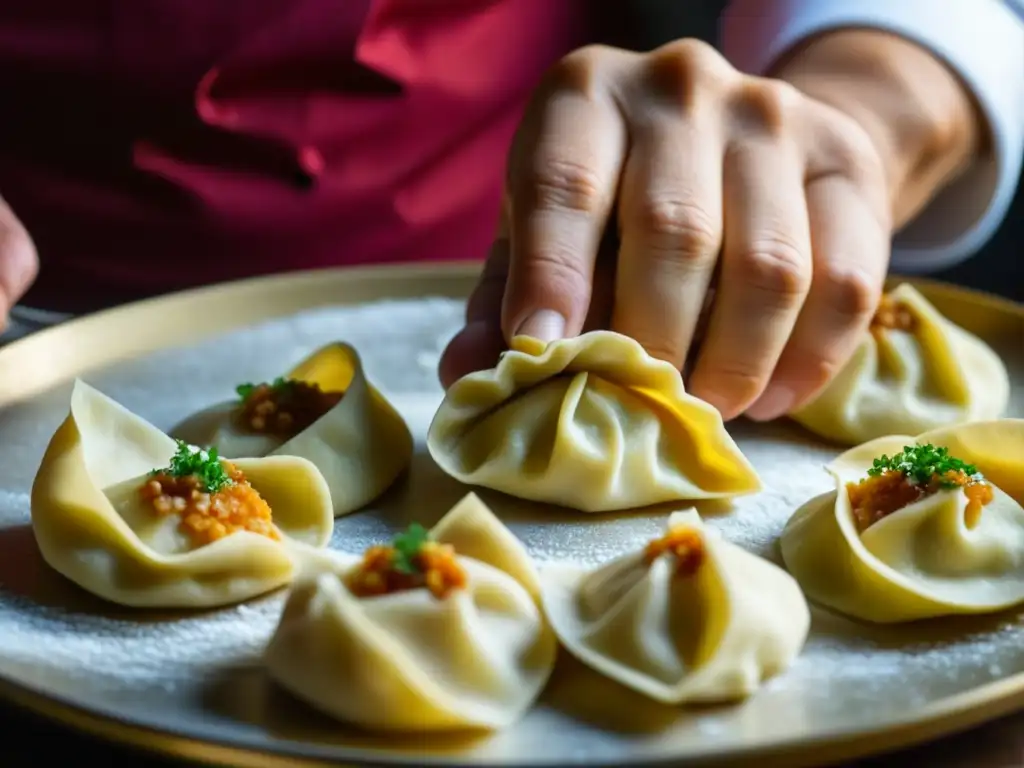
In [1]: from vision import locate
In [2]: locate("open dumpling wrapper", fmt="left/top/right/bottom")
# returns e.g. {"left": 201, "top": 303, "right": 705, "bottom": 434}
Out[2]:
{"left": 31, "top": 380, "right": 334, "bottom": 608}
{"left": 173, "top": 342, "right": 413, "bottom": 517}
{"left": 427, "top": 332, "right": 760, "bottom": 513}
{"left": 264, "top": 493, "right": 556, "bottom": 732}
{"left": 781, "top": 420, "right": 1024, "bottom": 623}
{"left": 790, "top": 283, "right": 1009, "bottom": 445}
{"left": 541, "top": 510, "right": 809, "bottom": 704}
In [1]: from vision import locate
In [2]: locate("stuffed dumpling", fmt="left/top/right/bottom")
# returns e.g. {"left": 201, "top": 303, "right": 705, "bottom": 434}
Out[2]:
{"left": 31, "top": 380, "right": 334, "bottom": 609}
{"left": 427, "top": 332, "right": 760, "bottom": 513}
{"left": 789, "top": 283, "right": 1009, "bottom": 445}
{"left": 263, "top": 493, "right": 556, "bottom": 732}
{"left": 781, "top": 420, "right": 1024, "bottom": 623}
{"left": 173, "top": 342, "right": 413, "bottom": 516}
{"left": 540, "top": 510, "right": 809, "bottom": 704}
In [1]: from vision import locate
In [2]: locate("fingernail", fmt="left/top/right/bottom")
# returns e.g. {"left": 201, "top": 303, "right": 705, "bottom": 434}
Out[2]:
{"left": 745, "top": 385, "right": 796, "bottom": 422}
{"left": 514, "top": 309, "right": 566, "bottom": 343}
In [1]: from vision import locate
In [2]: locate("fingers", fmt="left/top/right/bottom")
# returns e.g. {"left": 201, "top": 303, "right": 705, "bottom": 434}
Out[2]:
{"left": 746, "top": 118, "right": 890, "bottom": 419}
{"left": 439, "top": 226, "right": 510, "bottom": 388}
{"left": 610, "top": 115, "right": 724, "bottom": 369}
{"left": 439, "top": 232, "right": 618, "bottom": 388}
{"left": 745, "top": 175, "right": 887, "bottom": 419}
{"left": 438, "top": 320, "right": 506, "bottom": 389}
{"left": 501, "top": 47, "right": 632, "bottom": 343}
{"left": 687, "top": 136, "right": 812, "bottom": 419}
{"left": 466, "top": 214, "right": 511, "bottom": 325}
{"left": 440, "top": 202, "right": 619, "bottom": 389}
{"left": 0, "top": 197, "right": 38, "bottom": 330}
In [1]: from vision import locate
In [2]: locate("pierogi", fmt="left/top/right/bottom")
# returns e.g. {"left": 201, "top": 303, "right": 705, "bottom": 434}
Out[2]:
{"left": 781, "top": 420, "right": 1024, "bottom": 623}
{"left": 790, "top": 284, "right": 1009, "bottom": 445}
{"left": 264, "top": 493, "right": 556, "bottom": 731}
{"left": 31, "top": 380, "right": 334, "bottom": 608}
{"left": 541, "top": 510, "right": 810, "bottom": 703}
{"left": 173, "top": 342, "right": 412, "bottom": 516}
{"left": 428, "top": 331, "right": 760, "bottom": 513}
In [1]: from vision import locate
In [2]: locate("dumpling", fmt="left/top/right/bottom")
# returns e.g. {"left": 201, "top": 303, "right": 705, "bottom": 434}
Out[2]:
{"left": 789, "top": 283, "right": 1009, "bottom": 445}
{"left": 427, "top": 332, "right": 760, "bottom": 513}
{"left": 540, "top": 510, "right": 809, "bottom": 704}
{"left": 31, "top": 380, "right": 334, "bottom": 609}
{"left": 263, "top": 493, "right": 556, "bottom": 732}
{"left": 173, "top": 342, "right": 413, "bottom": 516}
{"left": 780, "top": 420, "right": 1024, "bottom": 623}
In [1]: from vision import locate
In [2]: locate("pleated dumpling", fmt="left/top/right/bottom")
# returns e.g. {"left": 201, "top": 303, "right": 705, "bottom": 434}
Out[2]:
{"left": 781, "top": 420, "right": 1024, "bottom": 623}
{"left": 31, "top": 380, "right": 334, "bottom": 608}
{"left": 790, "top": 283, "right": 1009, "bottom": 445}
{"left": 263, "top": 493, "right": 556, "bottom": 732}
{"left": 173, "top": 342, "right": 413, "bottom": 516}
{"left": 540, "top": 510, "right": 809, "bottom": 704}
{"left": 427, "top": 332, "right": 760, "bottom": 513}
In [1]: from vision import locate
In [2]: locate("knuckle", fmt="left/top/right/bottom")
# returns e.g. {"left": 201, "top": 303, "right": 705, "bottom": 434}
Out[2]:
{"left": 638, "top": 344, "right": 679, "bottom": 368}
{"left": 739, "top": 240, "right": 810, "bottom": 302}
{"left": 637, "top": 337, "right": 686, "bottom": 367}
{"left": 520, "top": 247, "right": 592, "bottom": 298}
{"left": 504, "top": 245, "right": 592, "bottom": 332}
{"left": 819, "top": 267, "right": 879, "bottom": 323}
{"left": 645, "top": 39, "right": 733, "bottom": 106}
{"left": 733, "top": 79, "right": 802, "bottom": 135}
{"left": 789, "top": 355, "right": 839, "bottom": 400}
{"left": 663, "top": 38, "right": 720, "bottom": 65}
{"left": 528, "top": 159, "right": 607, "bottom": 216}
{"left": 654, "top": 38, "right": 722, "bottom": 78}
{"left": 547, "top": 44, "right": 609, "bottom": 91}
{"left": 635, "top": 198, "right": 720, "bottom": 262}
{"left": 826, "top": 119, "right": 885, "bottom": 182}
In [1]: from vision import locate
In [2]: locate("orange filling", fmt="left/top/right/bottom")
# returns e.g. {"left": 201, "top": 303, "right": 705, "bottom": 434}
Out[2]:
{"left": 238, "top": 380, "right": 342, "bottom": 437}
{"left": 644, "top": 525, "right": 705, "bottom": 576}
{"left": 871, "top": 294, "right": 916, "bottom": 336}
{"left": 847, "top": 469, "right": 992, "bottom": 532}
{"left": 347, "top": 541, "right": 467, "bottom": 600}
{"left": 140, "top": 462, "right": 280, "bottom": 548}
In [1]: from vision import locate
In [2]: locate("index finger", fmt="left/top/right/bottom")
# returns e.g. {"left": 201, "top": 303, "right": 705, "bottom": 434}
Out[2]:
{"left": 501, "top": 47, "right": 632, "bottom": 343}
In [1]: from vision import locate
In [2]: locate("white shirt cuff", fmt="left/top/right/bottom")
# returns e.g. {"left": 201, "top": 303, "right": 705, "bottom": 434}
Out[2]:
{"left": 720, "top": 0, "right": 1024, "bottom": 274}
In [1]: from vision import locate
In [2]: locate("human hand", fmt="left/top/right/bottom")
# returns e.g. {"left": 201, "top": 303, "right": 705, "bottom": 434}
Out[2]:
{"left": 0, "top": 197, "right": 38, "bottom": 332}
{"left": 440, "top": 38, "right": 895, "bottom": 421}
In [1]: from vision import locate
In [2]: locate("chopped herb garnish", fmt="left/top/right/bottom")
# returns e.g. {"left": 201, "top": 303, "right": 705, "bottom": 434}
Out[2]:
{"left": 154, "top": 440, "right": 233, "bottom": 494}
{"left": 235, "top": 377, "right": 290, "bottom": 402}
{"left": 866, "top": 443, "right": 979, "bottom": 488}
{"left": 390, "top": 523, "right": 430, "bottom": 575}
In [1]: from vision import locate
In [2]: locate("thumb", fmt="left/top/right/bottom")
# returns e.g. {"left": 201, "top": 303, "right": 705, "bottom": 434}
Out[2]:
{"left": 0, "top": 198, "right": 39, "bottom": 328}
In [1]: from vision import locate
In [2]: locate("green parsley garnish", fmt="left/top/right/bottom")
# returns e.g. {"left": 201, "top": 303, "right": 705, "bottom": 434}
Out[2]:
{"left": 390, "top": 523, "right": 430, "bottom": 575}
{"left": 154, "top": 440, "right": 233, "bottom": 494}
{"left": 235, "top": 377, "right": 290, "bottom": 402}
{"left": 866, "top": 443, "right": 979, "bottom": 488}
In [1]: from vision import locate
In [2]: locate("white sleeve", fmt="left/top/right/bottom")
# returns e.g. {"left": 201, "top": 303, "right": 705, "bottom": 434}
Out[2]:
{"left": 720, "top": 0, "right": 1024, "bottom": 274}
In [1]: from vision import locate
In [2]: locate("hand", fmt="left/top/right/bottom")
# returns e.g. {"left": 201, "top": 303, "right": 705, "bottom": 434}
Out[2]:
{"left": 443, "top": 37, "right": 900, "bottom": 420}
{"left": 0, "top": 197, "right": 38, "bottom": 332}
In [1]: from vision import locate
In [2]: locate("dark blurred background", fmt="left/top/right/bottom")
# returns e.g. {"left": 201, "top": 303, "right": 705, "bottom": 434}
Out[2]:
{"left": 596, "top": 0, "right": 1022, "bottom": 302}
{"left": 1, "top": 2, "right": 1021, "bottom": 764}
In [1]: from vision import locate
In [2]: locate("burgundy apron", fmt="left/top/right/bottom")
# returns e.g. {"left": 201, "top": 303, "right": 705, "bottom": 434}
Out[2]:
{"left": 0, "top": 1, "right": 583, "bottom": 311}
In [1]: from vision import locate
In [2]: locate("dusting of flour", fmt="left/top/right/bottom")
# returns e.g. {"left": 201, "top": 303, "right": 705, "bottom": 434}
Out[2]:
{"left": 0, "top": 295, "right": 1022, "bottom": 764}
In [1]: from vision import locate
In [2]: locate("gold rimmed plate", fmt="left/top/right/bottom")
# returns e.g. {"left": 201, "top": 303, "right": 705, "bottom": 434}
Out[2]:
{"left": 0, "top": 263, "right": 1022, "bottom": 767}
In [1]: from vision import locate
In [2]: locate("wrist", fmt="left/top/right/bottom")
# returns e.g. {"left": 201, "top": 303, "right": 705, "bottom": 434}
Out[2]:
{"left": 771, "top": 29, "right": 986, "bottom": 229}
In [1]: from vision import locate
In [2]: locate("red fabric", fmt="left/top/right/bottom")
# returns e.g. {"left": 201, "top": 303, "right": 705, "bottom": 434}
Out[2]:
{"left": 0, "top": 1, "right": 585, "bottom": 312}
